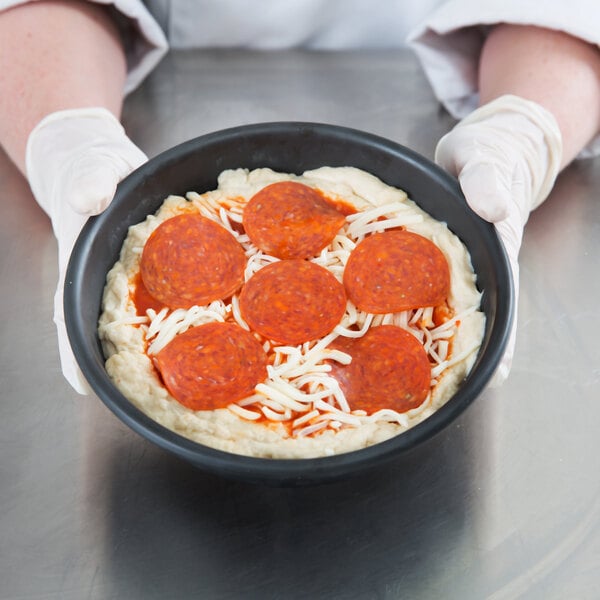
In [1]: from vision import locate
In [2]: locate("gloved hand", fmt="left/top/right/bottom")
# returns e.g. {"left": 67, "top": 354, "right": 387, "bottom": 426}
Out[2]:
{"left": 26, "top": 107, "right": 148, "bottom": 394}
{"left": 435, "top": 95, "right": 563, "bottom": 385}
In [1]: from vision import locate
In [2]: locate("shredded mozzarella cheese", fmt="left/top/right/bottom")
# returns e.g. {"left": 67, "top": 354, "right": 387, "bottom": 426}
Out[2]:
{"left": 146, "top": 301, "right": 228, "bottom": 354}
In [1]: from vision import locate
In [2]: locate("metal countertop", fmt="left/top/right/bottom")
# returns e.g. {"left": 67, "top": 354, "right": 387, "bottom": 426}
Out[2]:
{"left": 1, "top": 49, "right": 599, "bottom": 600}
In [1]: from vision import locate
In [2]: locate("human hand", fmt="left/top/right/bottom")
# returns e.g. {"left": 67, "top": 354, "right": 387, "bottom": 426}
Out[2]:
{"left": 26, "top": 107, "right": 148, "bottom": 394}
{"left": 435, "top": 95, "right": 563, "bottom": 385}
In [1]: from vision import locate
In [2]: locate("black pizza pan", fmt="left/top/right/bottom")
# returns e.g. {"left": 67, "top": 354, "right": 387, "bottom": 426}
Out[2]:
{"left": 64, "top": 122, "right": 513, "bottom": 486}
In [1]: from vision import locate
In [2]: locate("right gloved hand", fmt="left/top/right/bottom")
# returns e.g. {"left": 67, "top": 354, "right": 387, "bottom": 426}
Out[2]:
{"left": 26, "top": 107, "right": 148, "bottom": 394}
{"left": 435, "top": 95, "right": 563, "bottom": 386}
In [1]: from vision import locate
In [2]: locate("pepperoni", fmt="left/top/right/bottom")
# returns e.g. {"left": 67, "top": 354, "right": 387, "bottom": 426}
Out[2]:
{"left": 140, "top": 213, "right": 246, "bottom": 309}
{"left": 239, "top": 259, "right": 347, "bottom": 345}
{"left": 343, "top": 229, "right": 450, "bottom": 313}
{"left": 242, "top": 181, "right": 346, "bottom": 259}
{"left": 328, "top": 325, "right": 431, "bottom": 414}
{"left": 153, "top": 322, "right": 268, "bottom": 410}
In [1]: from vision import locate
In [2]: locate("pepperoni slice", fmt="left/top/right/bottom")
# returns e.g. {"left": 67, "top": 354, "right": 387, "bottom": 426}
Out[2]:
{"left": 242, "top": 181, "right": 346, "bottom": 259}
{"left": 140, "top": 213, "right": 246, "bottom": 309}
{"left": 239, "top": 259, "right": 347, "bottom": 345}
{"left": 153, "top": 322, "right": 268, "bottom": 410}
{"left": 328, "top": 325, "right": 431, "bottom": 414}
{"left": 343, "top": 229, "right": 450, "bottom": 313}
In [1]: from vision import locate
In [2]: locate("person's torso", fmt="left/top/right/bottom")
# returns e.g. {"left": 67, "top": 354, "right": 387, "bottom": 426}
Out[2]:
{"left": 143, "top": 0, "right": 445, "bottom": 49}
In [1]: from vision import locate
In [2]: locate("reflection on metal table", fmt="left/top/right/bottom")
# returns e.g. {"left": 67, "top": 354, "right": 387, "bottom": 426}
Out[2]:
{"left": 1, "top": 49, "right": 599, "bottom": 599}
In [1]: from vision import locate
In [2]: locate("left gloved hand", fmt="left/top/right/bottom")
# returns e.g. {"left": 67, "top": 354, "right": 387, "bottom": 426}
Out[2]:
{"left": 435, "top": 94, "right": 563, "bottom": 385}
{"left": 26, "top": 107, "right": 148, "bottom": 394}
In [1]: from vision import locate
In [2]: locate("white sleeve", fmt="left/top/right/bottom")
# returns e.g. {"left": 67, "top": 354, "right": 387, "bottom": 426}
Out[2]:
{"left": 0, "top": 0, "right": 168, "bottom": 95}
{"left": 407, "top": 0, "right": 600, "bottom": 157}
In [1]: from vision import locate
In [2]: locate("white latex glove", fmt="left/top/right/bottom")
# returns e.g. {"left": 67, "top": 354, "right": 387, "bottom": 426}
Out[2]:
{"left": 435, "top": 95, "right": 563, "bottom": 385}
{"left": 26, "top": 107, "right": 148, "bottom": 394}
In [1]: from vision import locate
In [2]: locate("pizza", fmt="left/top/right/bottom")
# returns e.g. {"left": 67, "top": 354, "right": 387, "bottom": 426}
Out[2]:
{"left": 98, "top": 167, "right": 485, "bottom": 458}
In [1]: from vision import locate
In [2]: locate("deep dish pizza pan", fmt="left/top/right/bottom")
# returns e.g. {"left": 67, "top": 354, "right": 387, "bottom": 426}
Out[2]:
{"left": 64, "top": 122, "right": 514, "bottom": 486}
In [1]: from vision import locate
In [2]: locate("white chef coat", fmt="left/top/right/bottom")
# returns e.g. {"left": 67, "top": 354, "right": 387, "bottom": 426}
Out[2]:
{"left": 2, "top": 0, "right": 600, "bottom": 152}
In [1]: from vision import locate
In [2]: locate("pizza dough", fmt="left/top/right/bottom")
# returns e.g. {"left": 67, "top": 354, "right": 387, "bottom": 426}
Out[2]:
{"left": 98, "top": 166, "right": 485, "bottom": 459}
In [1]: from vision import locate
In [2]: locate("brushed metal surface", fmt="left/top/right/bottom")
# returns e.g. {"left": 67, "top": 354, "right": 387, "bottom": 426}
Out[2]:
{"left": 1, "top": 49, "right": 599, "bottom": 599}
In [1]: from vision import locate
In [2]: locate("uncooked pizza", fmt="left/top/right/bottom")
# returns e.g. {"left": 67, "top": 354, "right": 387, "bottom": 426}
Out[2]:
{"left": 99, "top": 167, "right": 485, "bottom": 459}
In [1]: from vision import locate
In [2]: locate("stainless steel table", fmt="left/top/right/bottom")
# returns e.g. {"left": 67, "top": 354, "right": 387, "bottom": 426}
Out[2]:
{"left": 1, "top": 49, "right": 599, "bottom": 600}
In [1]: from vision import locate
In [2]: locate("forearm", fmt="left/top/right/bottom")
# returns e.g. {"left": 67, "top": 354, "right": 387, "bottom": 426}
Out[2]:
{"left": 479, "top": 24, "right": 600, "bottom": 169}
{"left": 0, "top": 0, "right": 127, "bottom": 174}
